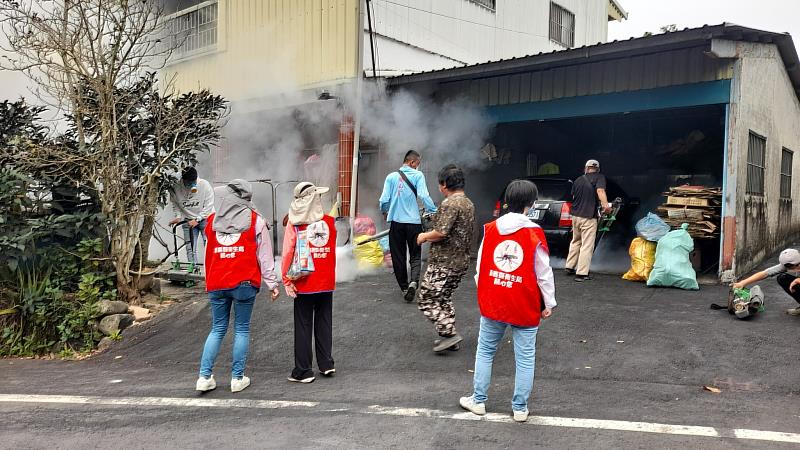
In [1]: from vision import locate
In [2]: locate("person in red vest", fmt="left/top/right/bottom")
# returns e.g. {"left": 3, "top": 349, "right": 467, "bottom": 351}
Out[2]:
{"left": 282, "top": 182, "right": 337, "bottom": 384}
{"left": 459, "top": 179, "right": 557, "bottom": 423}
{"left": 196, "top": 179, "right": 280, "bottom": 394}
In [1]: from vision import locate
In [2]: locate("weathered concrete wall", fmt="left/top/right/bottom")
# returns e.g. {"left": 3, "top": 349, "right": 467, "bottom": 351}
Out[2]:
{"left": 727, "top": 41, "right": 800, "bottom": 277}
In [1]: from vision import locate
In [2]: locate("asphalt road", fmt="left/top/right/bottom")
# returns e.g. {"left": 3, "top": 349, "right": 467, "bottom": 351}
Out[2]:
{"left": 3, "top": 260, "right": 800, "bottom": 449}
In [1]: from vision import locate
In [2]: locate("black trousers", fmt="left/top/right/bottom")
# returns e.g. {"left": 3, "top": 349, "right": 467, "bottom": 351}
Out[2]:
{"left": 292, "top": 291, "right": 334, "bottom": 379}
{"left": 389, "top": 221, "right": 423, "bottom": 292}
{"left": 776, "top": 273, "right": 800, "bottom": 304}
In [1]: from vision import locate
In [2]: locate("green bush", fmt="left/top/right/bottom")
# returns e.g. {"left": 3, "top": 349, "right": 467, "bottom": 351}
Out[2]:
{"left": 0, "top": 166, "right": 112, "bottom": 357}
{"left": 0, "top": 238, "right": 114, "bottom": 357}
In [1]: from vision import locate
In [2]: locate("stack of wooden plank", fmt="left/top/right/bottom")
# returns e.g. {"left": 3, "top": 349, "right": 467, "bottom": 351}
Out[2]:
{"left": 656, "top": 186, "right": 722, "bottom": 239}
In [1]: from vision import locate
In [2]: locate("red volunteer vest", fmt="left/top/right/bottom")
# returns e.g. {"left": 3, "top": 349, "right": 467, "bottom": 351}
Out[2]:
{"left": 477, "top": 221, "right": 547, "bottom": 327}
{"left": 204, "top": 211, "right": 262, "bottom": 292}
{"left": 293, "top": 215, "right": 337, "bottom": 294}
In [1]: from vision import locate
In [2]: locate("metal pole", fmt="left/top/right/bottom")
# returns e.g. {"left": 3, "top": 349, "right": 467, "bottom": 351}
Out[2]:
{"left": 274, "top": 180, "right": 299, "bottom": 250}
{"left": 366, "top": 0, "right": 377, "bottom": 78}
{"left": 349, "top": 0, "right": 366, "bottom": 244}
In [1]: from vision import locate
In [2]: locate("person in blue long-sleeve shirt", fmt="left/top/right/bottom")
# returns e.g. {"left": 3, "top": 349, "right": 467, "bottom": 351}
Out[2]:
{"left": 379, "top": 150, "right": 437, "bottom": 302}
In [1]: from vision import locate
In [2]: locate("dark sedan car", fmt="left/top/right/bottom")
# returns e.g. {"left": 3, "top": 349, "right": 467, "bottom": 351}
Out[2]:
{"left": 492, "top": 176, "right": 637, "bottom": 253}
{"left": 492, "top": 177, "right": 574, "bottom": 250}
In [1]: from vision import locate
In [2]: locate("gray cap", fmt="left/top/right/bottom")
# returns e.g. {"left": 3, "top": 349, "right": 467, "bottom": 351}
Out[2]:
{"left": 585, "top": 159, "right": 600, "bottom": 168}
{"left": 779, "top": 248, "right": 800, "bottom": 266}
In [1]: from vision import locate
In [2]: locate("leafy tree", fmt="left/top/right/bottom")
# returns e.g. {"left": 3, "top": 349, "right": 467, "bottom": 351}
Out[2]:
{"left": 0, "top": 1, "right": 227, "bottom": 301}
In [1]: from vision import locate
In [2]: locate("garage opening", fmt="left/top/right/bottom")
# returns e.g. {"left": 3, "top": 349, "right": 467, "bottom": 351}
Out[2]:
{"left": 471, "top": 104, "right": 726, "bottom": 275}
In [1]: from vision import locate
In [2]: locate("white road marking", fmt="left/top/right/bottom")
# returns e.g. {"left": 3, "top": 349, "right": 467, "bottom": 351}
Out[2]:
{"left": 734, "top": 428, "right": 800, "bottom": 444}
{"left": 2, "top": 394, "right": 799, "bottom": 444}
{"left": 0, "top": 394, "right": 317, "bottom": 409}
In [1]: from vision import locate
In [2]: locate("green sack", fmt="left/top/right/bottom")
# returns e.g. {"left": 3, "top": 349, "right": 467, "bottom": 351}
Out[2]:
{"left": 646, "top": 223, "right": 699, "bottom": 290}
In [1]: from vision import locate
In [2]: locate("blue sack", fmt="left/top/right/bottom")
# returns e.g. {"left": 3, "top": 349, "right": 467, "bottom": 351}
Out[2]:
{"left": 635, "top": 213, "right": 671, "bottom": 242}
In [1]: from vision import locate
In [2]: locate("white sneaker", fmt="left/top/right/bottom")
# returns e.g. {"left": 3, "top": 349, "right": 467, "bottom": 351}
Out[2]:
{"left": 513, "top": 409, "right": 529, "bottom": 422}
{"left": 196, "top": 375, "right": 216, "bottom": 392}
{"left": 231, "top": 376, "right": 251, "bottom": 393}
{"left": 459, "top": 396, "right": 486, "bottom": 415}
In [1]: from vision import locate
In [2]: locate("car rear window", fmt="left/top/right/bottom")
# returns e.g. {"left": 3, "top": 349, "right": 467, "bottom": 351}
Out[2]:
{"left": 528, "top": 179, "right": 571, "bottom": 201}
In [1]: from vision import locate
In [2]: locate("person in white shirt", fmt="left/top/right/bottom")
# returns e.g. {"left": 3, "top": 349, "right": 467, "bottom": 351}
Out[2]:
{"left": 168, "top": 167, "right": 215, "bottom": 265}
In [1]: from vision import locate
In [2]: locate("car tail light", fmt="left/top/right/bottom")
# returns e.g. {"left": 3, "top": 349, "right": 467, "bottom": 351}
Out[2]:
{"left": 493, "top": 200, "right": 501, "bottom": 218}
{"left": 559, "top": 202, "right": 572, "bottom": 227}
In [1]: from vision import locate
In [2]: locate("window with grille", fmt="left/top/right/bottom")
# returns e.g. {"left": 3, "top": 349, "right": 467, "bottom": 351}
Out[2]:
{"left": 166, "top": 1, "right": 218, "bottom": 58}
{"left": 746, "top": 132, "right": 766, "bottom": 195}
{"left": 781, "top": 147, "right": 793, "bottom": 199}
{"left": 549, "top": 2, "right": 575, "bottom": 48}
{"left": 467, "top": 0, "right": 496, "bottom": 10}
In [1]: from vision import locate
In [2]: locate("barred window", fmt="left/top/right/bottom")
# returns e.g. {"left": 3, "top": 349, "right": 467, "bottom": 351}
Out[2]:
{"left": 467, "top": 0, "right": 496, "bottom": 10}
{"left": 549, "top": 2, "right": 575, "bottom": 48}
{"left": 746, "top": 132, "right": 766, "bottom": 195}
{"left": 166, "top": 1, "right": 218, "bottom": 58}
{"left": 781, "top": 148, "right": 793, "bottom": 199}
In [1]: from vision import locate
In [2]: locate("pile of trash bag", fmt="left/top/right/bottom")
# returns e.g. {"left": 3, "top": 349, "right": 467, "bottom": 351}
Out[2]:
{"left": 353, "top": 235, "right": 385, "bottom": 269}
{"left": 646, "top": 223, "right": 699, "bottom": 290}
{"left": 352, "top": 216, "right": 391, "bottom": 269}
{"left": 635, "top": 213, "right": 670, "bottom": 242}
{"left": 354, "top": 216, "right": 377, "bottom": 237}
{"left": 622, "top": 238, "right": 657, "bottom": 282}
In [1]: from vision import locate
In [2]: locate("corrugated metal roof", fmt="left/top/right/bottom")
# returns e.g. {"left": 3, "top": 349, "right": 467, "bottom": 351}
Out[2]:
{"left": 386, "top": 23, "right": 800, "bottom": 100}
{"left": 608, "top": 0, "right": 627, "bottom": 21}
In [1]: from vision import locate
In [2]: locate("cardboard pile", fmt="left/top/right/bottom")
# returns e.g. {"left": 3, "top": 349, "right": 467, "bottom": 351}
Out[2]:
{"left": 656, "top": 186, "right": 721, "bottom": 239}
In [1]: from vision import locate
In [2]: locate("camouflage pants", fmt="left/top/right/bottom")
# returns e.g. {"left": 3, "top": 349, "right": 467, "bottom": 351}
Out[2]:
{"left": 417, "top": 263, "right": 466, "bottom": 337}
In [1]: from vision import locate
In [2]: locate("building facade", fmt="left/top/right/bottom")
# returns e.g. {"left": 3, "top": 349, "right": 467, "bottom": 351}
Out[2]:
{"left": 366, "top": 0, "right": 627, "bottom": 76}
{"left": 162, "top": 0, "right": 362, "bottom": 106}
{"left": 162, "top": 0, "right": 627, "bottom": 100}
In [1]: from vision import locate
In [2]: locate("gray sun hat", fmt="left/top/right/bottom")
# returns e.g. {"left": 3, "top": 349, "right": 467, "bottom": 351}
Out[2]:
{"left": 212, "top": 179, "right": 257, "bottom": 234}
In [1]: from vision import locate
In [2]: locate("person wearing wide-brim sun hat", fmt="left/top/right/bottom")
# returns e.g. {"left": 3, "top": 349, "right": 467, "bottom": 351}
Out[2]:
{"left": 281, "top": 182, "right": 337, "bottom": 384}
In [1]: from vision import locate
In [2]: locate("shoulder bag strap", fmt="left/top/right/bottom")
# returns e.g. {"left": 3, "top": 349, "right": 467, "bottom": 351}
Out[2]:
{"left": 397, "top": 170, "right": 418, "bottom": 198}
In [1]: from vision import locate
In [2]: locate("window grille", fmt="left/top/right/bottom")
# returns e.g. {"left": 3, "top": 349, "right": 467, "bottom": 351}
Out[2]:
{"left": 466, "top": 0, "right": 496, "bottom": 11}
{"left": 167, "top": 1, "right": 218, "bottom": 57}
{"left": 746, "top": 132, "right": 766, "bottom": 195}
{"left": 780, "top": 147, "right": 793, "bottom": 199}
{"left": 549, "top": 2, "right": 575, "bottom": 48}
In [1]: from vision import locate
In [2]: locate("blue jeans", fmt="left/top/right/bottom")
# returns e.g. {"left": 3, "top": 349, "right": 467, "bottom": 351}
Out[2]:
{"left": 199, "top": 283, "right": 258, "bottom": 379}
{"left": 182, "top": 218, "right": 207, "bottom": 265}
{"left": 472, "top": 316, "right": 539, "bottom": 412}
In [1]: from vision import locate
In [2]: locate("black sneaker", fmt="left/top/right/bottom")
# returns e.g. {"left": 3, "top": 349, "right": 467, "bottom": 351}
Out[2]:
{"left": 433, "top": 334, "right": 463, "bottom": 352}
{"left": 433, "top": 339, "right": 460, "bottom": 351}
{"left": 320, "top": 368, "right": 336, "bottom": 377}
{"left": 574, "top": 275, "right": 593, "bottom": 282}
{"left": 404, "top": 281, "right": 418, "bottom": 303}
{"left": 565, "top": 268, "right": 576, "bottom": 276}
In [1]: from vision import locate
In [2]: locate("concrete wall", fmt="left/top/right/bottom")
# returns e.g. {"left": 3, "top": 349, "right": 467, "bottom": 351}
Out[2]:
{"left": 726, "top": 41, "right": 800, "bottom": 277}
{"left": 368, "top": 0, "right": 612, "bottom": 70}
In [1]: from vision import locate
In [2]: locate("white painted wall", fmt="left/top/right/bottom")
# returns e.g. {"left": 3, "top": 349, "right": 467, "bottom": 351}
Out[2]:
{"left": 727, "top": 41, "right": 800, "bottom": 276}
{"left": 0, "top": 35, "right": 33, "bottom": 101}
{"left": 365, "top": 0, "right": 612, "bottom": 73}
{"left": 363, "top": 33, "right": 464, "bottom": 76}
